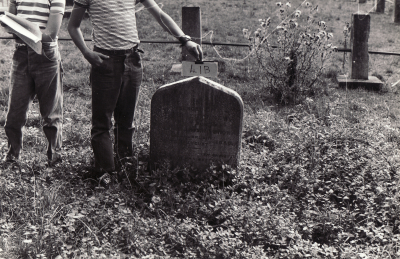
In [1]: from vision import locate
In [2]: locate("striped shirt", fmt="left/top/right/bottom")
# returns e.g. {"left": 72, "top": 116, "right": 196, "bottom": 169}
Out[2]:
{"left": 74, "top": 0, "right": 145, "bottom": 50}
{"left": 10, "top": 0, "right": 65, "bottom": 29}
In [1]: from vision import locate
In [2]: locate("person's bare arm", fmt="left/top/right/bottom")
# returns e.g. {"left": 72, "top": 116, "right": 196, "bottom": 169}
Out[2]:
{"left": 42, "top": 13, "right": 63, "bottom": 42}
{"left": 67, "top": 4, "right": 108, "bottom": 66}
{"left": 141, "top": 0, "right": 203, "bottom": 61}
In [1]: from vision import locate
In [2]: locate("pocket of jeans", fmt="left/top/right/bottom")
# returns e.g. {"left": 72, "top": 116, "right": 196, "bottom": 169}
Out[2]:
{"left": 124, "top": 52, "right": 142, "bottom": 72}
{"left": 92, "top": 58, "right": 113, "bottom": 74}
{"left": 42, "top": 42, "right": 59, "bottom": 62}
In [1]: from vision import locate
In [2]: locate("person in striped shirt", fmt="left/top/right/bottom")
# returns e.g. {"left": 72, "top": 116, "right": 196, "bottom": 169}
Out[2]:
{"left": 2, "top": 0, "right": 65, "bottom": 166}
{"left": 68, "top": 0, "right": 203, "bottom": 186}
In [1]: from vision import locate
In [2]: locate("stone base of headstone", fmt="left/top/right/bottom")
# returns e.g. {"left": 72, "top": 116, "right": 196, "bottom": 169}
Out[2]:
{"left": 337, "top": 75, "right": 383, "bottom": 91}
{"left": 150, "top": 76, "right": 243, "bottom": 171}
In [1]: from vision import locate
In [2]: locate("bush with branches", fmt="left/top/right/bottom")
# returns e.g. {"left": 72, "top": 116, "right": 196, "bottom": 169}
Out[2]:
{"left": 244, "top": 1, "right": 337, "bottom": 104}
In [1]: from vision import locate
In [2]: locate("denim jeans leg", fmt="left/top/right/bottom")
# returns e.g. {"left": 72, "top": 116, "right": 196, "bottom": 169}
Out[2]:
{"left": 32, "top": 42, "right": 63, "bottom": 159}
{"left": 4, "top": 48, "right": 35, "bottom": 159}
{"left": 91, "top": 56, "right": 124, "bottom": 172}
{"left": 114, "top": 52, "right": 142, "bottom": 160}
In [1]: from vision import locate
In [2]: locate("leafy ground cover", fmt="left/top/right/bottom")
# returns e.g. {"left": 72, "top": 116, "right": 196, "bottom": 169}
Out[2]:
{"left": 0, "top": 0, "right": 400, "bottom": 258}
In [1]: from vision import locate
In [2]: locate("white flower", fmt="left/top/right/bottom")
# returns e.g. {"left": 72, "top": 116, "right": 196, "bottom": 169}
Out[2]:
{"left": 151, "top": 196, "right": 161, "bottom": 204}
{"left": 243, "top": 28, "right": 249, "bottom": 39}
{"left": 259, "top": 18, "right": 271, "bottom": 28}
{"left": 327, "top": 33, "right": 333, "bottom": 39}
{"left": 286, "top": 2, "right": 291, "bottom": 7}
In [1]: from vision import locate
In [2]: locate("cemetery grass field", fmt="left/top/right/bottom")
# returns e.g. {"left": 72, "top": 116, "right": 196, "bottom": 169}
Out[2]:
{"left": 1, "top": 0, "right": 400, "bottom": 258}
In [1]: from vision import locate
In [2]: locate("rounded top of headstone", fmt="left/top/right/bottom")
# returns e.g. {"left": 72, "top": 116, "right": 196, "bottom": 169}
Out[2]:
{"left": 156, "top": 76, "right": 243, "bottom": 104}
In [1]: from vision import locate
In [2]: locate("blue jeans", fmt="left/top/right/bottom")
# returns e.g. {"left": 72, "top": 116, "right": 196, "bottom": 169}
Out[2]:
{"left": 90, "top": 46, "right": 142, "bottom": 172}
{"left": 4, "top": 42, "right": 63, "bottom": 160}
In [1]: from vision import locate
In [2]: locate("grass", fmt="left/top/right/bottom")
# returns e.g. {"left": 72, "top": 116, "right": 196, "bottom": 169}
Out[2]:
{"left": 0, "top": 0, "right": 400, "bottom": 258}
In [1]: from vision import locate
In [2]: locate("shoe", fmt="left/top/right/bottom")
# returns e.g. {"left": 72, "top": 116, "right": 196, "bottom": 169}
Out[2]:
{"left": 48, "top": 153, "right": 62, "bottom": 167}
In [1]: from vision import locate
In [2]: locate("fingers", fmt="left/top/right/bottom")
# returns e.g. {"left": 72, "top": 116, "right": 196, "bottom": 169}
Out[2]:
{"left": 85, "top": 51, "right": 109, "bottom": 67}
{"left": 197, "top": 44, "right": 203, "bottom": 61}
{"left": 186, "top": 42, "right": 203, "bottom": 61}
{"left": 93, "top": 51, "right": 109, "bottom": 60}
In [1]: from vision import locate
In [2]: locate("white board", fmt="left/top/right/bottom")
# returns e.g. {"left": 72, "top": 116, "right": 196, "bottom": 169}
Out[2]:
{"left": 182, "top": 61, "right": 218, "bottom": 78}
{"left": 0, "top": 12, "right": 42, "bottom": 54}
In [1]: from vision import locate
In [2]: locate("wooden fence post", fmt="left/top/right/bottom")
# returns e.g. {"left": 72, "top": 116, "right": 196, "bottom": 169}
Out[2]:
{"left": 350, "top": 13, "right": 370, "bottom": 79}
{"left": 375, "top": 0, "right": 385, "bottom": 13}
{"left": 394, "top": 0, "right": 400, "bottom": 23}
{"left": 182, "top": 7, "right": 202, "bottom": 61}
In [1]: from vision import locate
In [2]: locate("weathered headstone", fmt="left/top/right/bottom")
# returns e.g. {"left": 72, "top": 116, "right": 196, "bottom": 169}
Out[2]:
{"left": 350, "top": 13, "right": 370, "bottom": 80}
{"left": 337, "top": 13, "right": 382, "bottom": 91}
{"left": 395, "top": 0, "right": 400, "bottom": 23}
{"left": 374, "top": 0, "right": 385, "bottom": 13}
{"left": 150, "top": 76, "right": 243, "bottom": 171}
{"left": 182, "top": 7, "right": 201, "bottom": 62}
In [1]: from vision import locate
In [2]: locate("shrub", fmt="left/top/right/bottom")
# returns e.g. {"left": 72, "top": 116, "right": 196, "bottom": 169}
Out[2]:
{"left": 244, "top": 2, "right": 337, "bottom": 105}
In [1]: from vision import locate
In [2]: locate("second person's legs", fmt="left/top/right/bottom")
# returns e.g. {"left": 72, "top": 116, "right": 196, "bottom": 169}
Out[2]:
{"left": 90, "top": 52, "right": 124, "bottom": 173}
{"left": 113, "top": 51, "right": 143, "bottom": 161}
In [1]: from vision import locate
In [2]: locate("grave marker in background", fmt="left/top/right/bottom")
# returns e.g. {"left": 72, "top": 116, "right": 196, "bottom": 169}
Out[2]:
{"left": 395, "top": 0, "right": 400, "bottom": 23}
{"left": 337, "top": 13, "right": 383, "bottom": 91}
{"left": 150, "top": 76, "right": 243, "bottom": 171}
{"left": 182, "top": 7, "right": 201, "bottom": 62}
{"left": 374, "top": 0, "right": 385, "bottom": 13}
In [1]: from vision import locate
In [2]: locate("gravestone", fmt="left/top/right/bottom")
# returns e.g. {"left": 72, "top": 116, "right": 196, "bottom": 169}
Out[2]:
{"left": 374, "top": 0, "right": 385, "bottom": 13}
{"left": 395, "top": 0, "right": 400, "bottom": 23}
{"left": 150, "top": 76, "right": 243, "bottom": 171}
{"left": 350, "top": 13, "right": 370, "bottom": 80}
{"left": 337, "top": 13, "right": 382, "bottom": 91}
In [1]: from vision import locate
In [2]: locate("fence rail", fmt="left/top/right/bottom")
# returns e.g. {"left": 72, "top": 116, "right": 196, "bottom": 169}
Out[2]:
{"left": 1, "top": 36, "right": 399, "bottom": 57}
{"left": 336, "top": 48, "right": 400, "bottom": 56}
{"left": 0, "top": 37, "right": 250, "bottom": 47}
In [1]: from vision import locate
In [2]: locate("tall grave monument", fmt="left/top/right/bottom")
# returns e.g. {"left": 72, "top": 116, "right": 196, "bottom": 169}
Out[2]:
{"left": 337, "top": 13, "right": 382, "bottom": 90}
{"left": 150, "top": 76, "right": 243, "bottom": 171}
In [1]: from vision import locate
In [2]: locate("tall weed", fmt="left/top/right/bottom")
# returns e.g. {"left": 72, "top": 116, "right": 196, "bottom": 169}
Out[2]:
{"left": 244, "top": 2, "right": 337, "bottom": 104}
